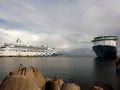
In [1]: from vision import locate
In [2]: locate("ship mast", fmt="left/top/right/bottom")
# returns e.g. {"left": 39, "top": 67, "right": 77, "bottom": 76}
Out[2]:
{"left": 16, "top": 38, "right": 21, "bottom": 56}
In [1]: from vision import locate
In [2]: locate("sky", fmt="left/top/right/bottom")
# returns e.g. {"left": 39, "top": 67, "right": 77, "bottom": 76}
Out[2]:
{"left": 0, "top": 0, "right": 120, "bottom": 50}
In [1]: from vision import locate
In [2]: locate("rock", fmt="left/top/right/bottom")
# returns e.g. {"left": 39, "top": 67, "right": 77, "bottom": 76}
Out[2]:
{"left": 0, "top": 67, "right": 41, "bottom": 90}
{"left": 60, "top": 80, "right": 80, "bottom": 90}
{"left": 88, "top": 85, "right": 104, "bottom": 90}
{"left": 45, "top": 78, "right": 64, "bottom": 90}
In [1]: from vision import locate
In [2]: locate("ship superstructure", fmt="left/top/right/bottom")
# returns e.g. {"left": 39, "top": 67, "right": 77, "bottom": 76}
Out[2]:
{"left": 92, "top": 36, "right": 118, "bottom": 58}
{"left": 0, "top": 39, "right": 56, "bottom": 57}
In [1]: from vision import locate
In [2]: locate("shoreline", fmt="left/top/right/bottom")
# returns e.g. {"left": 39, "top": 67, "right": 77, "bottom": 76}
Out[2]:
{"left": 0, "top": 65, "right": 116, "bottom": 90}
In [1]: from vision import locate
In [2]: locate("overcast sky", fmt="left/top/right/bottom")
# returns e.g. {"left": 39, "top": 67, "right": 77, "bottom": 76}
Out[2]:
{"left": 0, "top": 0, "right": 120, "bottom": 49}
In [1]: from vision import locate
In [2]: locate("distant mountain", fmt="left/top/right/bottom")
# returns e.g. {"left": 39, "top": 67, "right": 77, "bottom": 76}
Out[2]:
{"left": 57, "top": 48, "right": 96, "bottom": 56}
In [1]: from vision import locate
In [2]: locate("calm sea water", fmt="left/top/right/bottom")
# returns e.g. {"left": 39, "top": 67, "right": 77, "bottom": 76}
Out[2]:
{"left": 0, "top": 56, "right": 119, "bottom": 90}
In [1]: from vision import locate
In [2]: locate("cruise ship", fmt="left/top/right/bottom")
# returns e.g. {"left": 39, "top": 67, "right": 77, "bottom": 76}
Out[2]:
{"left": 92, "top": 36, "right": 118, "bottom": 59}
{"left": 0, "top": 39, "right": 56, "bottom": 57}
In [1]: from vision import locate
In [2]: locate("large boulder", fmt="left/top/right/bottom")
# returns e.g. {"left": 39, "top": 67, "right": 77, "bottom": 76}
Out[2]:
{"left": 0, "top": 67, "right": 41, "bottom": 90}
{"left": 45, "top": 78, "right": 64, "bottom": 90}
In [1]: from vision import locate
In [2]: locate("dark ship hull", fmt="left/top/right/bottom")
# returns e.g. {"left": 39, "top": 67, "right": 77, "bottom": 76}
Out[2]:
{"left": 93, "top": 45, "right": 117, "bottom": 59}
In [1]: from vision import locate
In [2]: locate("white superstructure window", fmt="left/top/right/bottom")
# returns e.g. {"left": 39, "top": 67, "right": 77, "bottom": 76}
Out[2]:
{"left": 94, "top": 40, "right": 117, "bottom": 46}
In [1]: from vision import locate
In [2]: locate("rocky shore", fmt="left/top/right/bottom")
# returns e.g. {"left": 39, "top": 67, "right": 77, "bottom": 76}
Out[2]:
{"left": 0, "top": 64, "right": 112, "bottom": 90}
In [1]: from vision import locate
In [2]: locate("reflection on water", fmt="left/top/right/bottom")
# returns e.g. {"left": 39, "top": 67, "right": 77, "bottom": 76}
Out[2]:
{"left": 93, "top": 58, "right": 117, "bottom": 89}
{"left": 0, "top": 56, "right": 119, "bottom": 89}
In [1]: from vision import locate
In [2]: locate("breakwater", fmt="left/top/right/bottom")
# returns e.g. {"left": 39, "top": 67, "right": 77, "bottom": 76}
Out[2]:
{"left": 0, "top": 64, "right": 111, "bottom": 90}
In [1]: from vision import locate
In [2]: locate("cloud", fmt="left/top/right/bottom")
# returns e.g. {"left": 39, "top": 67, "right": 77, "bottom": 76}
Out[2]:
{"left": 0, "top": 0, "right": 120, "bottom": 49}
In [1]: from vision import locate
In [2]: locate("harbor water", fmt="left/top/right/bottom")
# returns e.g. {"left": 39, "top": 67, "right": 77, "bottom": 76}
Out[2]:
{"left": 0, "top": 56, "right": 119, "bottom": 90}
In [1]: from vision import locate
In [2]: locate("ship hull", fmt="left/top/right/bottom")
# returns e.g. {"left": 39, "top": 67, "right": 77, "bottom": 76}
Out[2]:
{"left": 93, "top": 45, "right": 117, "bottom": 59}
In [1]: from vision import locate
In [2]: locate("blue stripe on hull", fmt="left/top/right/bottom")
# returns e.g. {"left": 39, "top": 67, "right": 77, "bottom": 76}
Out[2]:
{"left": 93, "top": 45, "right": 117, "bottom": 59}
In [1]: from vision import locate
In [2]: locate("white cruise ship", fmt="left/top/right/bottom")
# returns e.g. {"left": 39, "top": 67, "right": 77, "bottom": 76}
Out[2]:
{"left": 0, "top": 39, "right": 56, "bottom": 57}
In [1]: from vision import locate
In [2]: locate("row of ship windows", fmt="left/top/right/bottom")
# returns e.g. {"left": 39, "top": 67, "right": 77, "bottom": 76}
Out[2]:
{"left": 94, "top": 41, "right": 117, "bottom": 46}
{"left": 1, "top": 50, "right": 46, "bottom": 52}
{"left": 19, "top": 50, "right": 46, "bottom": 52}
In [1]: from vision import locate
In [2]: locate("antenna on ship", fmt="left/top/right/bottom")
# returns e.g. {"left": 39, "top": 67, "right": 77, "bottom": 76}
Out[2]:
{"left": 16, "top": 38, "right": 22, "bottom": 43}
